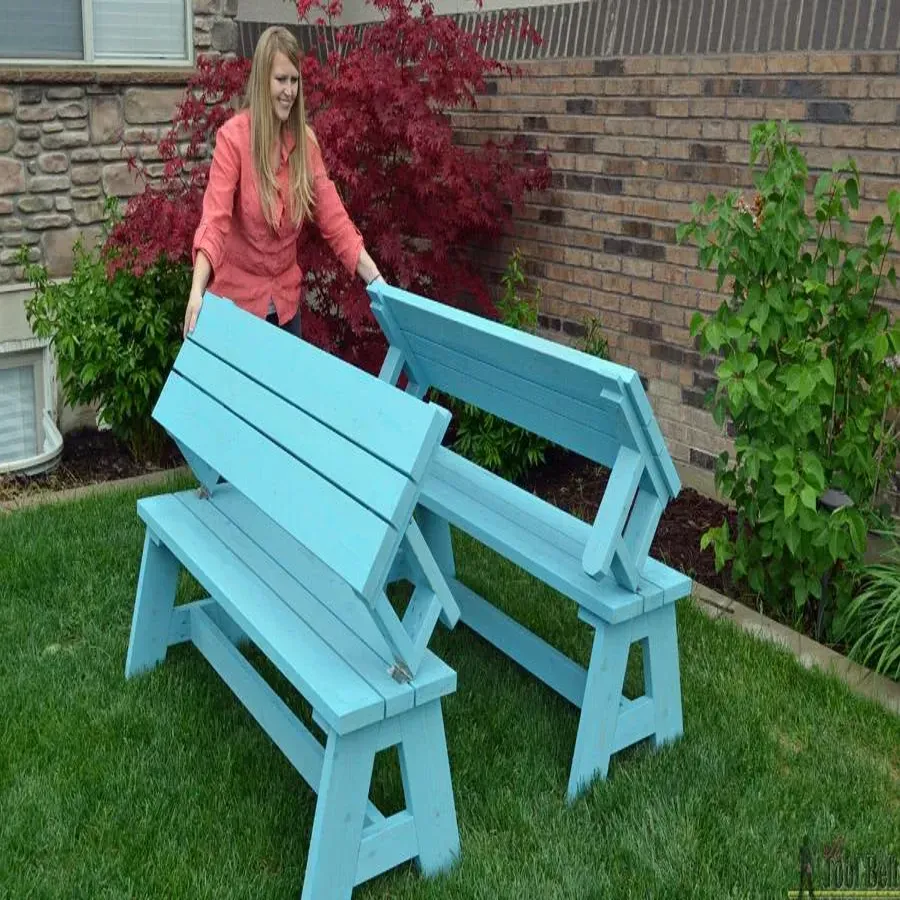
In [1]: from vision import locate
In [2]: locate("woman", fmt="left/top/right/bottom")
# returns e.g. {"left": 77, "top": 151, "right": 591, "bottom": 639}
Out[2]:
{"left": 184, "top": 25, "right": 382, "bottom": 338}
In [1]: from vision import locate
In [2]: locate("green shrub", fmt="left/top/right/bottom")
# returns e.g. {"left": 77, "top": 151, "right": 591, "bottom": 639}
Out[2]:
{"left": 843, "top": 533, "right": 900, "bottom": 681}
{"left": 20, "top": 240, "right": 189, "bottom": 465}
{"left": 446, "top": 249, "right": 550, "bottom": 483}
{"left": 579, "top": 314, "right": 609, "bottom": 359}
{"left": 678, "top": 121, "right": 900, "bottom": 639}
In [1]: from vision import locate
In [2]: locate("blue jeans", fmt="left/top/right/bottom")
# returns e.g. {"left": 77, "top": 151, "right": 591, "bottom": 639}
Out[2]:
{"left": 266, "top": 307, "right": 301, "bottom": 337}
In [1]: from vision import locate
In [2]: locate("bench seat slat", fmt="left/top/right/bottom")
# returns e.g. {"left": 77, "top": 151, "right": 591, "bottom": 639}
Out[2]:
{"left": 423, "top": 449, "right": 692, "bottom": 618}
{"left": 178, "top": 490, "right": 455, "bottom": 717}
{"left": 192, "top": 293, "right": 448, "bottom": 482}
{"left": 207, "top": 487, "right": 395, "bottom": 659}
{"left": 154, "top": 373, "right": 395, "bottom": 599}
{"left": 422, "top": 450, "right": 646, "bottom": 623}
{"left": 138, "top": 493, "right": 386, "bottom": 734}
{"left": 174, "top": 342, "right": 417, "bottom": 528}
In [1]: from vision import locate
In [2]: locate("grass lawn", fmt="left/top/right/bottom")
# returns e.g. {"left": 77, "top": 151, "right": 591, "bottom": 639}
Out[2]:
{"left": 1, "top": 477, "right": 898, "bottom": 899}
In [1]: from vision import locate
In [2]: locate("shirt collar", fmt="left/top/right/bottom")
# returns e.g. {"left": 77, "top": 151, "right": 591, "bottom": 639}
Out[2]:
{"left": 281, "top": 127, "right": 296, "bottom": 164}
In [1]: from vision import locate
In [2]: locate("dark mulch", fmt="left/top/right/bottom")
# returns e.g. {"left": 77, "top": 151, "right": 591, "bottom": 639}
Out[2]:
{"left": 3, "top": 427, "right": 739, "bottom": 600}
{"left": 519, "top": 445, "right": 739, "bottom": 598}
{"left": 0, "top": 427, "right": 184, "bottom": 503}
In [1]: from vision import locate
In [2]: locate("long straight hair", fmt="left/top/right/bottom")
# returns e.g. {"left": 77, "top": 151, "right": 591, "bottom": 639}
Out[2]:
{"left": 244, "top": 26, "right": 314, "bottom": 229}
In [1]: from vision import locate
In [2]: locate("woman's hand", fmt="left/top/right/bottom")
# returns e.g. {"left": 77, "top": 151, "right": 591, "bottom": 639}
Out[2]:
{"left": 184, "top": 290, "right": 204, "bottom": 338}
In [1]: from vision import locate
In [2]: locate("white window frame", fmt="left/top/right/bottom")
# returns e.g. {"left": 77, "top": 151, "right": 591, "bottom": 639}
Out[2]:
{"left": 0, "top": 349, "right": 43, "bottom": 464}
{"left": 1, "top": 0, "right": 194, "bottom": 68}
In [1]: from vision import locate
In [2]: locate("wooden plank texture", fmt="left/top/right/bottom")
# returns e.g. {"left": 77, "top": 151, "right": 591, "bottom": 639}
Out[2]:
{"left": 192, "top": 293, "right": 449, "bottom": 481}
{"left": 154, "top": 372, "right": 396, "bottom": 599}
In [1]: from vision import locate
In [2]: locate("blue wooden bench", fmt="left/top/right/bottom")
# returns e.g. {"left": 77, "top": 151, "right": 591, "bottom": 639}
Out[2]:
{"left": 125, "top": 293, "right": 462, "bottom": 899}
{"left": 369, "top": 283, "right": 692, "bottom": 801}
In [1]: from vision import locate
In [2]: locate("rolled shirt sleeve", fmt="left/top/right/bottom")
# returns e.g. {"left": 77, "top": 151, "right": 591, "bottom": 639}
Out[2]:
{"left": 192, "top": 121, "right": 241, "bottom": 273}
{"left": 307, "top": 131, "right": 364, "bottom": 275}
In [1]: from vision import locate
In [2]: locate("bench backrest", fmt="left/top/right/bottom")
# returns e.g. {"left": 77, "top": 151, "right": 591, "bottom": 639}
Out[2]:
{"left": 153, "top": 292, "right": 450, "bottom": 612}
{"left": 369, "top": 283, "right": 681, "bottom": 591}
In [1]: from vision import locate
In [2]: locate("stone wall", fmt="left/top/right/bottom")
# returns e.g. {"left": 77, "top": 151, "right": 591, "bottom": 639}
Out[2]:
{"left": 0, "top": 0, "right": 239, "bottom": 285}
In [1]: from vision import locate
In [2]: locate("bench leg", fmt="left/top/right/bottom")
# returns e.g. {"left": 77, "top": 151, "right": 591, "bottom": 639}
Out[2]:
{"left": 567, "top": 619, "right": 631, "bottom": 802}
{"left": 303, "top": 728, "right": 377, "bottom": 900}
{"left": 398, "top": 701, "right": 460, "bottom": 876}
{"left": 125, "top": 531, "right": 179, "bottom": 678}
{"left": 641, "top": 603, "right": 683, "bottom": 748}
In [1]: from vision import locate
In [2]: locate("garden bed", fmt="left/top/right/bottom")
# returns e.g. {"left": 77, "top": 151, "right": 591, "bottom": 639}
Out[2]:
{"left": 1, "top": 426, "right": 738, "bottom": 600}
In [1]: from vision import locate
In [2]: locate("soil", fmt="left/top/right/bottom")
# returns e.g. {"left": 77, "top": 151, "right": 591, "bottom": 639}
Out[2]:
{"left": 0, "top": 427, "right": 184, "bottom": 503}
{"left": 0, "top": 427, "right": 739, "bottom": 600}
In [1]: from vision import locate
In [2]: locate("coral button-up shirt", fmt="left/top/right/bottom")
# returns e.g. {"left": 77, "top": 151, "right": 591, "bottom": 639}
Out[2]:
{"left": 192, "top": 109, "right": 363, "bottom": 325}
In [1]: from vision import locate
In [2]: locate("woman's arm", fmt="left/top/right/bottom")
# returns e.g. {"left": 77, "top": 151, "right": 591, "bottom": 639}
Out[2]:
{"left": 184, "top": 250, "right": 212, "bottom": 337}
{"left": 306, "top": 128, "right": 382, "bottom": 285}
{"left": 185, "top": 121, "right": 242, "bottom": 336}
{"left": 356, "top": 246, "right": 382, "bottom": 286}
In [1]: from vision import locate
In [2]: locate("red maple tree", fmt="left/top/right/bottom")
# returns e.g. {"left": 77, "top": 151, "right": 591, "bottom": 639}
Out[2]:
{"left": 105, "top": 0, "right": 551, "bottom": 371}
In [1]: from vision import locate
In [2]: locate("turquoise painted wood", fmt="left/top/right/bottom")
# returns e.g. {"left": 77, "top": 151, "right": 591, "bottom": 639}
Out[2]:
{"left": 125, "top": 293, "right": 461, "bottom": 898}
{"left": 369, "top": 282, "right": 692, "bottom": 800}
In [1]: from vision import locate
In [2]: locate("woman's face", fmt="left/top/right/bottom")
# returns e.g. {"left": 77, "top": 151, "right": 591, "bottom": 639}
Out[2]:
{"left": 270, "top": 50, "right": 299, "bottom": 122}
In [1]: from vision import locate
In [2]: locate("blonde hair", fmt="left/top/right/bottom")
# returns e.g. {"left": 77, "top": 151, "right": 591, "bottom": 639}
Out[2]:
{"left": 244, "top": 26, "right": 314, "bottom": 229}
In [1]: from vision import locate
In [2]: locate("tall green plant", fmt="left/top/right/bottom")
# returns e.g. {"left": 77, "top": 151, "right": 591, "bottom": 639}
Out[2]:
{"left": 449, "top": 249, "right": 549, "bottom": 482}
{"left": 20, "top": 239, "right": 189, "bottom": 465}
{"left": 843, "top": 532, "right": 900, "bottom": 681}
{"left": 677, "top": 121, "right": 900, "bottom": 637}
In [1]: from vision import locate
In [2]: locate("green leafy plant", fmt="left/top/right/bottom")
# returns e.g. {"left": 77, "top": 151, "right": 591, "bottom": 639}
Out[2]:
{"left": 579, "top": 314, "right": 609, "bottom": 359}
{"left": 448, "top": 249, "right": 549, "bottom": 482}
{"left": 842, "top": 533, "right": 900, "bottom": 681}
{"left": 19, "top": 239, "right": 189, "bottom": 465}
{"left": 677, "top": 121, "right": 900, "bottom": 639}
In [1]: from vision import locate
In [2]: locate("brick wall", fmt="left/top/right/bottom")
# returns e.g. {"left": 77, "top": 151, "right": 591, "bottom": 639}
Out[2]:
{"left": 0, "top": 0, "right": 238, "bottom": 284}
{"left": 452, "top": 49, "right": 900, "bottom": 483}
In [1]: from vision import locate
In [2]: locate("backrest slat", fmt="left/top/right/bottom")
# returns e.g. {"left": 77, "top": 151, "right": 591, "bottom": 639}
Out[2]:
{"left": 154, "top": 372, "right": 396, "bottom": 599}
{"left": 370, "top": 284, "right": 679, "bottom": 500}
{"left": 193, "top": 293, "right": 449, "bottom": 483}
{"left": 174, "top": 341, "right": 417, "bottom": 528}
{"left": 404, "top": 330, "right": 631, "bottom": 461}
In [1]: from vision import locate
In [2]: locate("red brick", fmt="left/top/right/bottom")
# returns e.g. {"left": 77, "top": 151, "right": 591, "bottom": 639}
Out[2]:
{"left": 657, "top": 57, "right": 691, "bottom": 75}
{"left": 866, "top": 128, "right": 900, "bottom": 150}
{"left": 854, "top": 54, "right": 899, "bottom": 75}
{"left": 765, "top": 53, "right": 809, "bottom": 74}
{"left": 809, "top": 53, "right": 854, "bottom": 74}
{"left": 689, "top": 99, "right": 728, "bottom": 118}
{"left": 653, "top": 302, "right": 688, "bottom": 327}
{"left": 725, "top": 98, "right": 768, "bottom": 120}
{"left": 666, "top": 77, "right": 704, "bottom": 96}
{"left": 764, "top": 100, "right": 807, "bottom": 120}
{"left": 701, "top": 120, "right": 740, "bottom": 140}
{"left": 852, "top": 101, "right": 898, "bottom": 123}
{"left": 690, "top": 57, "right": 730, "bottom": 75}
{"left": 820, "top": 125, "right": 867, "bottom": 148}
{"left": 656, "top": 99, "right": 691, "bottom": 118}
{"left": 621, "top": 335, "right": 652, "bottom": 357}
{"left": 824, "top": 78, "right": 870, "bottom": 99}
{"left": 868, "top": 79, "right": 900, "bottom": 99}
{"left": 729, "top": 55, "right": 767, "bottom": 75}
{"left": 631, "top": 278, "right": 665, "bottom": 301}
{"left": 623, "top": 57, "right": 659, "bottom": 75}
{"left": 666, "top": 120, "right": 703, "bottom": 139}
{"left": 726, "top": 143, "right": 752, "bottom": 164}
{"left": 621, "top": 257, "right": 654, "bottom": 279}
{"left": 862, "top": 178, "right": 899, "bottom": 202}
{"left": 619, "top": 296, "right": 651, "bottom": 318}
{"left": 590, "top": 290, "right": 622, "bottom": 312}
